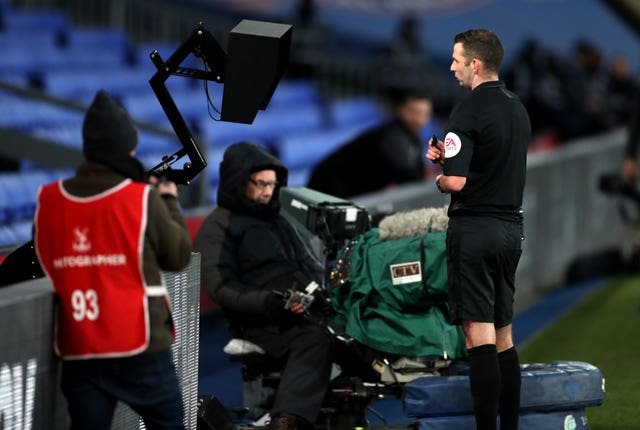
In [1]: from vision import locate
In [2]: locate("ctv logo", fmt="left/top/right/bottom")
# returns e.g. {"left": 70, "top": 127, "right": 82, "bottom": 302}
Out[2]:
{"left": 0, "top": 359, "right": 37, "bottom": 430}
{"left": 390, "top": 261, "right": 422, "bottom": 285}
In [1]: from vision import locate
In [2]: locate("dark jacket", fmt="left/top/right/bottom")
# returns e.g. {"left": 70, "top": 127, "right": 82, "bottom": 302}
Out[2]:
{"left": 54, "top": 160, "right": 191, "bottom": 353}
{"left": 307, "top": 119, "right": 425, "bottom": 198}
{"left": 193, "top": 142, "right": 323, "bottom": 332}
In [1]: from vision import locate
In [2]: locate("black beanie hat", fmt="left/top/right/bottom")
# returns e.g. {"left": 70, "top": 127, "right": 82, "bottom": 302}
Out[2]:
{"left": 82, "top": 90, "right": 138, "bottom": 163}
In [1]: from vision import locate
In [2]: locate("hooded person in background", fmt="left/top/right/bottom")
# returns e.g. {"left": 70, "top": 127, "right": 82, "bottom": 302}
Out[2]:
{"left": 307, "top": 88, "right": 433, "bottom": 198}
{"left": 193, "top": 142, "right": 333, "bottom": 430}
{"left": 34, "top": 90, "right": 191, "bottom": 430}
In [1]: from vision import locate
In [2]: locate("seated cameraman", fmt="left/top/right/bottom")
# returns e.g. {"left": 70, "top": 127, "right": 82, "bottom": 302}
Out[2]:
{"left": 193, "top": 142, "right": 333, "bottom": 430}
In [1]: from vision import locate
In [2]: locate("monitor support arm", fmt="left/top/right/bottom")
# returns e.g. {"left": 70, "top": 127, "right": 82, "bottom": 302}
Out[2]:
{"left": 146, "top": 23, "right": 226, "bottom": 185}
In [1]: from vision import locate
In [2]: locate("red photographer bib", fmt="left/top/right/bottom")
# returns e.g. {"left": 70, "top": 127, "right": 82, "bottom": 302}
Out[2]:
{"left": 35, "top": 179, "right": 162, "bottom": 359}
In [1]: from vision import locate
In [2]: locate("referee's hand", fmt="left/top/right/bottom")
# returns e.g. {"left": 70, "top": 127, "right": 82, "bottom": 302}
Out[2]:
{"left": 426, "top": 138, "right": 445, "bottom": 166}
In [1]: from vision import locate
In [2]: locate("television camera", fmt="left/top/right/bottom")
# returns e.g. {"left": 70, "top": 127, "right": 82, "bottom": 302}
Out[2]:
{"left": 599, "top": 173, "right": 640, "bottom": 203}
{"left": 599, "top": 172, "right": 640, "bottom": 224}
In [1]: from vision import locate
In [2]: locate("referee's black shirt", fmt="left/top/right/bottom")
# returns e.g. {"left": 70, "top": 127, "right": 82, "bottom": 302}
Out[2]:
{"left": 443, "top": 80, "right": 530, "bottom": 221}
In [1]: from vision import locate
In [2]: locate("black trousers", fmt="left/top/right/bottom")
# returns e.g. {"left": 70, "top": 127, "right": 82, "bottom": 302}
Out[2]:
{"left": 236, "top": 321, "right": 334, "bottom": 424}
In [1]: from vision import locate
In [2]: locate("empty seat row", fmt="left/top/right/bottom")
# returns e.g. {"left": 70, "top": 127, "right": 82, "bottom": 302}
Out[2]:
{"left": 0, "top": 7, "right": 391, "bottom": 213}
{"left": 42, "top": 67, "right": 158, "bottom": 105}
{"left": 0, "top": 170, "right": 58, "bottom": 224}
{"left": 0, "top": 94, "right": 84, "bottom": 130}
{"left": 275, "top": 117, "right": 382, "bottom": 170}
{"left": 1, "top": 8, "right": 69, "bottom": 34}
{"left": 0, "top": 5, "right": 134, "bottom": 73}
{"left": 0, "top": 220, "right": 33, "bottom": 248}
{"left": 1, "top": 46, "right": 131, "bottom": 76}
{"left": 0, "top": 24, "right": 130, "bottom": 52}
{"left": 27, "top": 124, "right": 180, "bottom": 157}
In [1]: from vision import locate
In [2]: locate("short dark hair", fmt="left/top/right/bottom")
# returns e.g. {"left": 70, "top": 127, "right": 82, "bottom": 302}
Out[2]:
{"left": 386, "top": 86, "right": 431, "bottom": 109}
{"left": 453, "top": 29, "right": 504, "bottom": 74}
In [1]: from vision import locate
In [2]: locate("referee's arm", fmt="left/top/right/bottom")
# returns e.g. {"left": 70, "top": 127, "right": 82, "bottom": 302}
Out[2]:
{"left": 435, "top": 174, "right": 466, "bottom": 193}
{"left": 425, "top": 139, "right": 467, "bottom": 193}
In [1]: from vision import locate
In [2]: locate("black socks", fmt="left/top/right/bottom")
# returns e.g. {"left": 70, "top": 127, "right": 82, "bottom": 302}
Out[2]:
{"left": 468, "top": 344, "right": 500, "bottom": 430}
{"left": 498, "top": 346, "right": 521, "bottom": 430}
{"left": 468, "top": 344, "right": 521, "bottom": 430}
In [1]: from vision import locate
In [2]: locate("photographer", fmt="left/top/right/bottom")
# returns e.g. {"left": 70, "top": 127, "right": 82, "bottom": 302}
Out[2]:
{"left": 193, "top": 142, "right": 333, "bottom": 430}
{"left": 34, "top": 90, "right": 191, "bottom": 429}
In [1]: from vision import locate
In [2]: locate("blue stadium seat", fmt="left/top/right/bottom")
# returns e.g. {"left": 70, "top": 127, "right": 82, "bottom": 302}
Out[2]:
{"left": 419, "top": 117, "right": 444, "bottom": 143}
{"left": 45, "top": 169, "right": 74, "bottom": 182}
{"left": 199, "top": 103, "right": 326, "bottom": 149}
{"left": 0, "top": 46, "right": 69, "bottom": 75}
{"left": 120, "top": 92, "right": 170, "bottom": 124}
{"left": 41, "top": 67, "right": 153, "bottom": 104}
{"left": 0, "top": 173, "right": 29, "bottom": 222}
{"left": 0, "top": 179, "right": 10, "bottom": 224}
{"left": 30, "top": 125, "right": 82, "bottom": 149}
{"left": 0, "top": 9, "right": 68, "bottom": 78}
{"left": 1, "top": 8, "right": 69, "bottom": 34}
{"left": 276, "top": 119, "right": 380, "bottom": 170}
{"left": 0, "top": 100, "right": 83, "bottom": 131}
{"left": 0, "top": 43, "right": 127, "bottom": 77}
{"left": 0, "top": 31, "right": 59, "bottom": 52}
{"left": 286, "top": 167, "right": 312, "bottom": 188}
{"left": 121, "top": 85, "right": 214, "bottom": 128}
{"left": 10, "top": 220, "right": 33, "bottom": 244}
{"left": 0, "top": 72, "right": 29, "bottom": 87}
{"left": 0, "top": 170, "right": 67, "bottom": 228}
{"left": 198, "top": 120, "right": 257, "bottom": 149}
{"left": 207, "top": 186, "right": 218, "bottom": 206}
{"left": 59, "top": 48, "right": 129, "bottom": 70}
{"left": 63, "top": 27, "right": 129, "bottom": 53}
{"left": 267, "top": 78, "right": 323, "bottom": 110}
{"left": 14, "top": 171, "right": 50, "bottom": 220}
{"left": 327, "top": 96, "right": 384, "bottom": 128}
{"left": 0, "top": 225, "right": 18, "bottom": 248}
{"left": 137, "top": 131, "right": 181, "bottom": 157}
{"left": 204, "top": 146, "right": 229, "bottom": 186}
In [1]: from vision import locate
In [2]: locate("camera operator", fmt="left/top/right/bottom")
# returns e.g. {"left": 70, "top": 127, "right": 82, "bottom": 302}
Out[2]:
{"left": 193, "top": 142, "right": 333, "bottom": 430}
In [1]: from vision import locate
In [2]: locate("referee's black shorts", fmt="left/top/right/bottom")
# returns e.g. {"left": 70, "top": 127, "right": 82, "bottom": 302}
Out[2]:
{"left": 446, "top": 215, "right": 523, "bottom": 327}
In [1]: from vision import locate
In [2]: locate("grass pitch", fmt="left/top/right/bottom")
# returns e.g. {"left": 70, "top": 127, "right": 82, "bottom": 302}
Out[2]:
{"left": 518, "top": 277, "right": 640, "bottom": 429}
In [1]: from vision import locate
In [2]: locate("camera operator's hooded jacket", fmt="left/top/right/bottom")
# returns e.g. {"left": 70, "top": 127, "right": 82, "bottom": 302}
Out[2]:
{"left": 193, "top": 142, "right": 323, "bottom": 333}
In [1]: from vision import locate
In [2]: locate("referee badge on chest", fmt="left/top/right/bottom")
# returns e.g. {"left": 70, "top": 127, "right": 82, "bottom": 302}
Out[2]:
{"left": 444, "top": 132, "right": 462, "bottom": 158}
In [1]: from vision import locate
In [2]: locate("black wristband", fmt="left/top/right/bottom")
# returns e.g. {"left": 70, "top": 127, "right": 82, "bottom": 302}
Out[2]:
{"left": 436, "top": 178, "right": 444, "bottom": 193}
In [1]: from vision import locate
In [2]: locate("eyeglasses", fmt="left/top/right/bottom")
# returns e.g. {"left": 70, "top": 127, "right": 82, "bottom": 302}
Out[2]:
{"left": 249, "top": 178, "right": 279, "bottom": 190}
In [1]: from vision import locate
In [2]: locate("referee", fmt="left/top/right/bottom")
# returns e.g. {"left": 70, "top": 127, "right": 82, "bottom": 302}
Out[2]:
{"left": 426, "top": 29, "right": 530, "bottom": 430}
